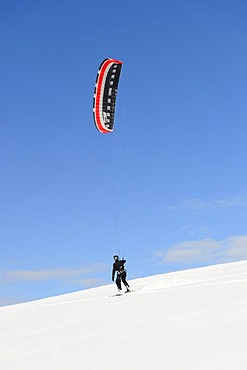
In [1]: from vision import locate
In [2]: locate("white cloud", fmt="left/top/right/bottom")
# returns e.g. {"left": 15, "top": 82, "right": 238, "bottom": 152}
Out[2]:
{"left": 170, "top": 195, "right": 247, "bottom": 212}
{"left": 0, "top": 264, "right": 108, "bottom": 285}
{"left": 0, "top": 296, "right": 24, "bottom": 306}
{"left": 68, "top": 278, "right": 105, "bottom": 287}
{"left": 154, "top": 235, "right": 247, "bottom": 265}
{"left": 181, "top": 224, "right": 210, "bottom": 237}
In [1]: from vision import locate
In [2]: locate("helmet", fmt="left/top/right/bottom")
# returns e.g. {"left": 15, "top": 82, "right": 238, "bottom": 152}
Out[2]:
{"left": 113, "top": 255, "right": 119, "bottom": 260}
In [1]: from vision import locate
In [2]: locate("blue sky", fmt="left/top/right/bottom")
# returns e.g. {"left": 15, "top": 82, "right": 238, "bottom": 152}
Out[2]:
{"left": 1, "top": 0, "right": 247, "bottom": 305}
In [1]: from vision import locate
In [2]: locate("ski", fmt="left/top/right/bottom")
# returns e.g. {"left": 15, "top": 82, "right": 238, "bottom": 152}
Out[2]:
{"left": 109, "top": 289, "right": 134, "bottom": 297}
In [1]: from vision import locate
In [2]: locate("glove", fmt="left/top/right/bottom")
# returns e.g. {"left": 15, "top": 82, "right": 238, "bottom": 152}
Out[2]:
{"left": 112, "top": 277, "right": 114, "bottom": 282}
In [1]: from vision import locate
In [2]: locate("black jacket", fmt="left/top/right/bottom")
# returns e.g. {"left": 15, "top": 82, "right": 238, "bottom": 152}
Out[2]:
{"left": 112, "top": 259, "right": 126, "bottom": 280}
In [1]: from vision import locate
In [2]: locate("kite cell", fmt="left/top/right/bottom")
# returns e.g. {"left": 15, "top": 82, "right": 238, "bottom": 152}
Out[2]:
{"left": 93, "top": 58, "right": 123, "bottom": 133}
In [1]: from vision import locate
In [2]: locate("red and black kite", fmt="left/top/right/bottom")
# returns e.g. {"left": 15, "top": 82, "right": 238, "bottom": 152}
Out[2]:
{"left": 93, "top": 58, "right": 123, "bottom": 133}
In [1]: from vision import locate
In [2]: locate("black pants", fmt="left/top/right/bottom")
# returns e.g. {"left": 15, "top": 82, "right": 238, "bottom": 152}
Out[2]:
{"left": 116, "top": 271, "right": 129, "bottom": 290}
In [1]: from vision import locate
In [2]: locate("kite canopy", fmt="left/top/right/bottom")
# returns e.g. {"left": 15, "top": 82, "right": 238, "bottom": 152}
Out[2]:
{"left": 93, "top": 58, "right": 123, "bottom": 133}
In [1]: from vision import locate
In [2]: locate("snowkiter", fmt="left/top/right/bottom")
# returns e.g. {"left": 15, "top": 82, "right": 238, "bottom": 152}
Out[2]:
{"left": 112, "top": 255, "right": 130, "bottom": 293}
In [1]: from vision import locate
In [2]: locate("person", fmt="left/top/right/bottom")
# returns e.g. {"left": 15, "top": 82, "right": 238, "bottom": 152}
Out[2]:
{"left": 112, "top": 255, "right": 131, "bottom": 293}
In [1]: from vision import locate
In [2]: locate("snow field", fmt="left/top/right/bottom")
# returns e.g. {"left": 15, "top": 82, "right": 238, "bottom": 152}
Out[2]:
{"left": 1, "top": 261, "right": 247, "bottom": 369}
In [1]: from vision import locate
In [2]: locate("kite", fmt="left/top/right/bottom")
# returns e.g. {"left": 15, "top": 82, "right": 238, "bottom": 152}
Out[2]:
{"left": 93, "top": 58, "right": 123, "bottom": 133}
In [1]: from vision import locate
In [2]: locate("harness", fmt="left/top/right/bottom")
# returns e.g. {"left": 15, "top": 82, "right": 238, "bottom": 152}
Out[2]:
{"left": 117, "top": 267, "right": 126, "bottom": 275}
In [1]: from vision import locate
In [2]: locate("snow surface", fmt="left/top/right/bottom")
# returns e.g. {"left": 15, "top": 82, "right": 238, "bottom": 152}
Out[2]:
{"left": 1, "top": 261, "right": 247, "bottom": 370}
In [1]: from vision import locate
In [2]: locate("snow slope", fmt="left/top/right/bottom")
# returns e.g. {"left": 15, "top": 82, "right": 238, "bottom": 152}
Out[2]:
{"left": 1, "top": 261, "right": 247, "bottom": 370}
